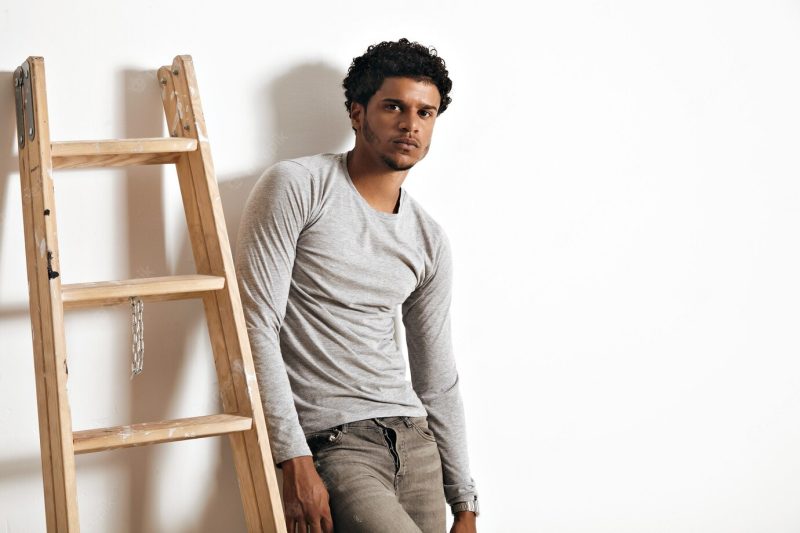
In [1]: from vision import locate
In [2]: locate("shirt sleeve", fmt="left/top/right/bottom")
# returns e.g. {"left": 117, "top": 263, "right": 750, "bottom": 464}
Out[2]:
{"left": 235, "top": 161, "right": 315, "bottom": 464}
{"left": 401, "top": 233, "right": 478, "bottom": 505}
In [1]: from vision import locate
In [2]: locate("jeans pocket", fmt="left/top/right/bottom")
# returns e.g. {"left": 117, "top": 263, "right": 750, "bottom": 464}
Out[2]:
{"left": 306, "top": 428, "right": 343, "bottom": 454}
{"left": 409, "top": 417, "right": 437, "bottom": 443}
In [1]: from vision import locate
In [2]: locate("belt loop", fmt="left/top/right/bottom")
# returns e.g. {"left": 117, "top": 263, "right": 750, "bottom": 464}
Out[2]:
{"left": 341, "top": 422, "right": 349, "bottom": 434}
{"left": 402, "top": 416, "right": 412, "bottom": 428}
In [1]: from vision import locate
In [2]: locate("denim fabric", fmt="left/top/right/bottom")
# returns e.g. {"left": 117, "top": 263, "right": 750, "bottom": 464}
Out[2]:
{"left": 307, "top": 416, "right": 446, "bottom": 533}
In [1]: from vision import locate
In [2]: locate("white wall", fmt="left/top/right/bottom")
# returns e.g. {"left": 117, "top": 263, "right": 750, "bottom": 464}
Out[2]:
{"left": 2, "top": 1, "right": 800, "bottom": 531}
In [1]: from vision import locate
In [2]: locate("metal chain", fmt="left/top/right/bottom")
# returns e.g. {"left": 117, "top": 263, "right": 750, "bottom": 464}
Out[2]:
{"left": 130, "top": 296, "right": 144, "bottom": 377}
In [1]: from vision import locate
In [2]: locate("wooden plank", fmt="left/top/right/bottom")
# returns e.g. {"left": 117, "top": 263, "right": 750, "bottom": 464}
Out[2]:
{"left": 73, "top": 414, "right": 252, "bottom": 454}
{"left": 61, "top": 274, "right": 224, "bottom": 309}
{"left": 17, "top": 58, "right": 57, "bottom": 533}
{"left": 162, "top": 55, "right": 285, "bottom": 533}
{"left": 51, "top": 137, "right": 197, "bottom": 168}
{"left": 52, "top": 137, "right": 197, "bottom": 156}
{"left": 18, "top": 56, "right": 81, "bottom": 531}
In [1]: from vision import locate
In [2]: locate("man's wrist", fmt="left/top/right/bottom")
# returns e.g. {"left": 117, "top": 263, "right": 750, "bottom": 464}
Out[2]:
{"left": 279, "top": 455, "right": 313, "bottom": 472}
{"left": 451, "top": 498, "right": 479, "bottom": 517}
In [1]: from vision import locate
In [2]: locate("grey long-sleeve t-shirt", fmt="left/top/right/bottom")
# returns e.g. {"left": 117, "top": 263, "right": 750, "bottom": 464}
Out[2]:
{"left": 235, "top": 152, "right": 477, "bottom": 504}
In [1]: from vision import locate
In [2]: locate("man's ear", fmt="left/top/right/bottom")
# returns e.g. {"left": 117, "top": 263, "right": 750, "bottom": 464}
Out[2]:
{"left": 350, "top": 102, "right": 364, "bottom": 133}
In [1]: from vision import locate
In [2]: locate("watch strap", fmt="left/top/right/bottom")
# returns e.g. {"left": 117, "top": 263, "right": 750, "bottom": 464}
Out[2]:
{"left": 451, "top": 498, "right": 479, "bottom": 517}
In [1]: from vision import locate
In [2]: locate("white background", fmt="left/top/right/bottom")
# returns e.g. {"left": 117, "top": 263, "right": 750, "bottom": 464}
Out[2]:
{"left": 2, "top": 1, "right": 800, "bottom": 532}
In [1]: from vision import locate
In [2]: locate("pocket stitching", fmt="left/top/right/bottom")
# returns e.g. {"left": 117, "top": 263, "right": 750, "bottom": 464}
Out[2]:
{"left": 410, "top": 421, "right": 437, "bottom": 442}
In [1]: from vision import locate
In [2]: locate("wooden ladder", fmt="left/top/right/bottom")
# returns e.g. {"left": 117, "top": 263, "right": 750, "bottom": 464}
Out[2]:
{"left": 13, "top": 55, "right": 286, "bottom": 532}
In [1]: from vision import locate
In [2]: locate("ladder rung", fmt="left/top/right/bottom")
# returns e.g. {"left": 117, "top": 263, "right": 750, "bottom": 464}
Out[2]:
{"left": 51, "top": 137, "right": 198, "bottom": 169}
{"left": 62, "top": 274, "right": 225, "bottom": 309}
{"left": 73, "top": 414, "right": 252, "bottom": 454}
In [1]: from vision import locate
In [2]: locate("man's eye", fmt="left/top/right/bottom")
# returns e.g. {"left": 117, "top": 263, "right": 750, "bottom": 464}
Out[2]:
{"left": 386, "top": 104, "right": 401, "bottom": 111}
{"left": 419, "top": 110, "right": 435, "bottom": 118}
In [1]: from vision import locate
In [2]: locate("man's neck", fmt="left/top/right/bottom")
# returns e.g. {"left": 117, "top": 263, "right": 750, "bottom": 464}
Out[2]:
{"left": 346, "top": 149, "right": 407, "bottom": 214}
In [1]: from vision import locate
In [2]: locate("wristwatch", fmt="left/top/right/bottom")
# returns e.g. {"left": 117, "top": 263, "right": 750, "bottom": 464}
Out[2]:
{"left": 451, "top": 498, "right": 479, "bottom": 517}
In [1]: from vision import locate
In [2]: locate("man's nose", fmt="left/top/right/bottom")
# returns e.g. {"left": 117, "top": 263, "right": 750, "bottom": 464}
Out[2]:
{"left": 399, "top": 111, "right": 419, "bottom": 132}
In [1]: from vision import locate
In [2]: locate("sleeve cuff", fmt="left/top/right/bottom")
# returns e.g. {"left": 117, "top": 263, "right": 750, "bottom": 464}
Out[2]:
{"left": 271, "top": 441, "right": 312, "bottom": 466}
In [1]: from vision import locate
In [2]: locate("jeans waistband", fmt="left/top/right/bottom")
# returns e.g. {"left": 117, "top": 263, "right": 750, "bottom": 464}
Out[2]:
{"left": 335, "top": 416, "right": 421, "bottom": 433}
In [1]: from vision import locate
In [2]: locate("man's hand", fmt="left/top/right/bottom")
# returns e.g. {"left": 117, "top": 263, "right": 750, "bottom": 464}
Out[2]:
{"left": 450, "top": 511, "right": 477, "bottom": 533}
{"left": 281, "top": 455, "right": 333, "bottom": 533}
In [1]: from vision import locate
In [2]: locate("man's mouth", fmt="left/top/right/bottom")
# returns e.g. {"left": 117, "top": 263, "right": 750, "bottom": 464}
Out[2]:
{"left": 393, "top": 138, "right": 419, "bottom": 148}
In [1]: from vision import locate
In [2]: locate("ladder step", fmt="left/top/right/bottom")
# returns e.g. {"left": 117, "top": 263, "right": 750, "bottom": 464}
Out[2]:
{"left": 73, "top": 414, "right": 252, "bottom": 454}
{"left": 51, "top": 137, "right": 198, "bottom": 169}
{"left": 62, "top": 274, "right": 225, "bottom": 309}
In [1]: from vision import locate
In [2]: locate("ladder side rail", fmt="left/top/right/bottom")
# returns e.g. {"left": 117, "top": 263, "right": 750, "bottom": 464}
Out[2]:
{"left": 16, "top": 58, "right": 58, "bottom": 533}
{"left": 156, "top": 67, "right": 243, "bottom": 420}
{"left": 156, "top": 71, "right": 267, "bottom": 527}
{"left": 17, "top": 56, "right": 80, "bottom": 532}
{"left": 159, "top": 60, "right": 268, "bottom": 531}
{"left": 159, "top": 56, "right": 285, "bottom": 533}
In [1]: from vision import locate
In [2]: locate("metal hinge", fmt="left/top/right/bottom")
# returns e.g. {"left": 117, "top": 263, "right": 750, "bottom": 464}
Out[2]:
{"left": 13, "top": 61, "right": 35, "bottom": 148}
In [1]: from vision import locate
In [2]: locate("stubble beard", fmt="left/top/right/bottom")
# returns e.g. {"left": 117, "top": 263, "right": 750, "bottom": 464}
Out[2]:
{"left": 362, "top": 115, "right": 426, "bottom": 172}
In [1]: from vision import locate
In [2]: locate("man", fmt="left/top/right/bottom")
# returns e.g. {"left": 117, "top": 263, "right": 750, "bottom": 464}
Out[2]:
{"left": 236, "top": 38, "right": 478, "bottom": 533}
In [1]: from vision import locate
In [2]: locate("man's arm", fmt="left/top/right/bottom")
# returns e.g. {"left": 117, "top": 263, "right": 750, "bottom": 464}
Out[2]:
{"left": 236, "top": 160, "right": 313, "bottom": 461}
{"left": 401, "top": 232, "right": 479, "bottom": 524}
{"left": 235, "top": 161, "right": 332, "bottom": 533}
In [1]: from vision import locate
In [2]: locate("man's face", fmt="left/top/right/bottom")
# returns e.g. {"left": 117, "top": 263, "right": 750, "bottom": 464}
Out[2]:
{"left": 350, "top": 76, "right": 442, "bottom": 172}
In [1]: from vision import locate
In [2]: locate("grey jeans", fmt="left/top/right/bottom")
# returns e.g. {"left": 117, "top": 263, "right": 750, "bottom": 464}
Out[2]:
{"left": 306, "top": 416, "right": 446, "bottom": 533}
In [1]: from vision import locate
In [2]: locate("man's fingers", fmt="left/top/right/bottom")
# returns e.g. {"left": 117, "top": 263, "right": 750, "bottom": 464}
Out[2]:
{"left": 319, "top": 504, "right": 333, "bottom": 533}
{"left": 285, "top": 502, "right": 331, "bottom": 533}
{"left": 286, "top": 518, "right": 306, "bottom": 533}
{"left": 286, "top": 513, "right": 304, "bottom": 533}
{"left": 288, "top": 512, "right": 326, "bottom": 533}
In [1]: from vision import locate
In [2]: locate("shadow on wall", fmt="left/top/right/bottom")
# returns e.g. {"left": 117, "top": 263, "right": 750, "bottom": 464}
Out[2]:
{"left": 0, "top": 70, "right": 29, "bottom": 320}
{"left": 0, "top": 68, "right": 43, "bottom": 499}
{"left": 220, "top": 62, "right": 353, "bottom": 252}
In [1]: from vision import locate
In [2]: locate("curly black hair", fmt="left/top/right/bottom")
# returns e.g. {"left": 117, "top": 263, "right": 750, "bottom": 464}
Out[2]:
{"left": 343, "top": 38, "right": 453, "bottom": 116}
